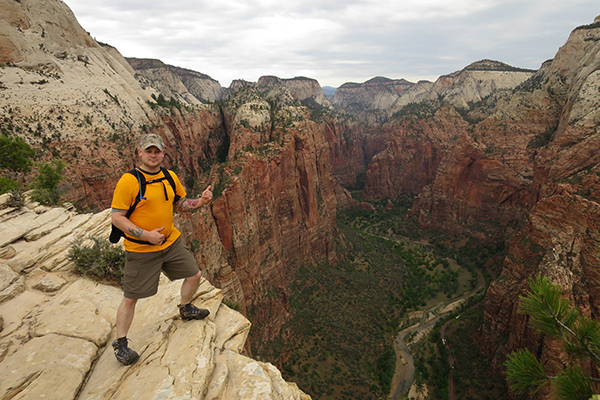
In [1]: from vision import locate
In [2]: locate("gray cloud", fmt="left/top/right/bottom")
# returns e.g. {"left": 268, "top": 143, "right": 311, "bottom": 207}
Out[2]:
{"left": 64, "top": 0, "right": 599, "bottom": 87}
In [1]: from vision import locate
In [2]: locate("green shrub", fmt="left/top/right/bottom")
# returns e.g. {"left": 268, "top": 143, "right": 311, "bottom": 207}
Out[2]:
{"left": 0, "top": 177, "right": 20, "bottom": 194}
{"left": 30, "top": 159, "right": 65, "bottom": 205}
{"left": 0, "top": 134, "right": 36, "bottom": 173}
{"left": 528, "top": 128, "right": 555, "bottom": 149}
{"left": 392, "top": 101, "right": 438, "bottom": 120}
{"left": 505, "top": 276, "right": 600, "bottom": 400}
{"left": 68, "top": 238, "right": 125, "bottom": 282}
{"left": 222, "top": 299, "right": 242, "bottom": 311}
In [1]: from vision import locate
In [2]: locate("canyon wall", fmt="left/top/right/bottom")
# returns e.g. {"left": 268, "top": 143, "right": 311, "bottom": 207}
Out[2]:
{"left": 325, "top": 17, "right": 600, "bottom": 397}
{"left": 479, "top": 18, "right": 600, "bottom": 392}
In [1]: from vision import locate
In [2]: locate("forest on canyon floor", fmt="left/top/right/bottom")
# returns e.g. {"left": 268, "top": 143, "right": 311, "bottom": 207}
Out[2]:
{"left": 252, "top": 192, "right": 509, "bottom": 400}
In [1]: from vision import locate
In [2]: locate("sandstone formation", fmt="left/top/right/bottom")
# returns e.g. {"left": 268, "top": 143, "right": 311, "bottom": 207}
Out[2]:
{"left": 333, "top": 77, "right": 416, "bottom": 124}
{"left": 0, "top": 0, "right": 229, "bottom": 210}
{"left": 126, "top": 57, "right": 224, "bottom": 104}
{"left": 3, "top": 0, "right": 600, "bottom": 397}
{"left": 363, "top": 107, "right": 468, "bottom": 198}
{"left": 478, "top": 18, "right": 600, "bottom": 386}
{"left": 0, "top": 194, "right": 310, "bottom": 400}
{"left": 256, "top": 75, "right": 330, "bottom": 107}
{"left": 206, "top": 86, "right": 339, "bottom": 346}
{"left": 322, "top": 16, "right": 600, "bottom": 398}
{"left": 332, "top": 61, "right": 534, "bottom": 122}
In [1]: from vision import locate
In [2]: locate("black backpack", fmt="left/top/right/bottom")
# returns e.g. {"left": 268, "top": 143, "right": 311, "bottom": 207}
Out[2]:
{"left": 109, "top": 167, "right": 181, "bottom": 244}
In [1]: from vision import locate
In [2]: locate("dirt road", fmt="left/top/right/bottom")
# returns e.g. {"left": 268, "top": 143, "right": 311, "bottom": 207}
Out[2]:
{"left": 388, "top": 271, "right": 483, "bottom": 399}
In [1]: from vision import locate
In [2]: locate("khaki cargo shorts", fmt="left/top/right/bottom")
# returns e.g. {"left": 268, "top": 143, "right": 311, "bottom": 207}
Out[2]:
{"left": 123, "top": 237, "right": 199, "bottom": 299}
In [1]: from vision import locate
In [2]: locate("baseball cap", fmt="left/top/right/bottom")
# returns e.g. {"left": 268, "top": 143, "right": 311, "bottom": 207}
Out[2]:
{"left": 139, "top": 134, "right": 164, "bottom": 151}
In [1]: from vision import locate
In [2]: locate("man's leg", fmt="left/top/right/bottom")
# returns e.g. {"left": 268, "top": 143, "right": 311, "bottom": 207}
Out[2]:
{"left": 163, "top": 238, "right": 209, "bottom": 320}
{"left": 113, "top": 297, "right": 140, "bottom": 365}
{"left": 178, "top": 271, "right": 209, "bottom": 320}
{"left": 116, "top": 297, "right": 138, "bottom": 338}
{"left": 180, "top": 271, "right": 202, "bottom": 305}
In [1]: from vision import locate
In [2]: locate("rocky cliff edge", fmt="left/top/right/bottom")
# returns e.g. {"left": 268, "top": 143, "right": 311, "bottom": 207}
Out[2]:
{"left": 0, "top": 194, "right": 310, "bottom": 400}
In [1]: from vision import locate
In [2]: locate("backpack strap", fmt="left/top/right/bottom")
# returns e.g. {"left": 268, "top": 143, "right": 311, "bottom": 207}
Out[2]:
{"left": 160, "top": 167, "right": 182, "bottom": 203}
{"left": 125, "top": 168, "right": 146, "bottom": 218}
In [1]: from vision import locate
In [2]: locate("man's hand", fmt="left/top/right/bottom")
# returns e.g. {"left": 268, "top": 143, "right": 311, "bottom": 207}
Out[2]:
{"left": 200, "top": 185, "right": 213, "bottom": 205}
{"left": 144, "top": 226, "right": 165, "bottom": 245}
{"left": 112, "top": 209, "right": 166, "bottom": 245}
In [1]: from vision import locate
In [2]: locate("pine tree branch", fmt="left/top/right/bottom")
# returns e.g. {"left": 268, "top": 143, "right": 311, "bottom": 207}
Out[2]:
{"left": 542, "top": 297, "right": 600, "bottom": 366}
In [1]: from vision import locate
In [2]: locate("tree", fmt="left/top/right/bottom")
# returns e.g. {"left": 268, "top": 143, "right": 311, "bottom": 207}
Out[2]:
{"left": 30, "top": 159, "right": 65, "bottom": 205}
{"left": 0, "top": 134, "right": 36, "bottom": 194}
{"left": 505, "top": 276, "right": 600, "bottom": 400}
{"left": 0, "top": 134, "right": 36, "bottom": 172}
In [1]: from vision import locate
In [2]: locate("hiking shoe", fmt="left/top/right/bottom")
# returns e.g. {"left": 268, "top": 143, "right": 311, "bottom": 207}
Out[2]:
{"left": 178, "top": 303, "right": 210, "bottom": 320}
{"left": 112, "top": 337, "right": 139, "bottom": 366}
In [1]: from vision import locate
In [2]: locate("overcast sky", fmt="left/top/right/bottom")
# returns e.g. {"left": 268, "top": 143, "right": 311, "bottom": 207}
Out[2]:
{"left": 63, "top": 0, "right": 598, "bottom": 88}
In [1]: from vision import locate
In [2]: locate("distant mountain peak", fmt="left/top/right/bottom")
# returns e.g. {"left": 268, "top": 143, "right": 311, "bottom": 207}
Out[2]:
{"left": 464, "top": 59, "right": 537, "bottom": 73}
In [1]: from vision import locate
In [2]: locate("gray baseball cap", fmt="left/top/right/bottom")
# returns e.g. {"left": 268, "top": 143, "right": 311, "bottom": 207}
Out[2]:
{"left": 139, "top": 133, "right": 164, "bottom": 150}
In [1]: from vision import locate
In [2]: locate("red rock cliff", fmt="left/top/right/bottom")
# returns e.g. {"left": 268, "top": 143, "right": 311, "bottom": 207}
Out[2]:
{"left": 478, "top": 18, "right": 600, "bottom": 396}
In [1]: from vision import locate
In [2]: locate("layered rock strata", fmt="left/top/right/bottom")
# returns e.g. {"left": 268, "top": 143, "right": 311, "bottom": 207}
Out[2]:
{"left": 126, "top": 57, "right": 224, "bottom": 104}
{"left": 332, "top": 61, "right": 534, "bottom": 122}
{"left": 478, "top": 17, "right": 600, "bottom": 395}
{"left": 0, "top": 0, "right": 339, "bottom": 351}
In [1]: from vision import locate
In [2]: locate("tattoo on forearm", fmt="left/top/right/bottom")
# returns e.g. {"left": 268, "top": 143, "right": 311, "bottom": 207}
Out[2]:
{"left": 187, "top": 199, "right": 201, "bottom": 208}
{"left": 177, "top": 197, "right": 201, "bottom": 212}
{"left": 128, "top": 227, "right": 143, "bottom": 238}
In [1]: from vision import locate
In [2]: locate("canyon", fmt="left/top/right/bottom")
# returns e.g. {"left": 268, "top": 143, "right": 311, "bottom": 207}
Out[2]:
{"left": 1, "top": 0, "right": 600, "bottom": 398}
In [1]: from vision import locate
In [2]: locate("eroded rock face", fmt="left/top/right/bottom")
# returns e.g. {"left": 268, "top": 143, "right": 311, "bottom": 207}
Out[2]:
{"left": 482, "top": 189, "right": 600, "bottom": 372}
{"left": 127, "top": 57, "right": 224, "bottom": 103}
{"left": 364, "top": 107, "right": 469, "bottom": 199}
{"left": 411, "top": 134, "right": 533, "bottom": 239}
{"left": 0, "top": 0, "right": 231, "bottom": 212}
{"left": 205, "top": 88, "right": 339, "bottom": 344}
{"left": 476, "top": 19, "right": 600, "bottom": 394}
{"left": 332, "top": 61, "right": 534, "bottom": 122}
{"left": 0, "top": 201, "right": 311, "bottom": 400}
{"left": 333, "top": 77, "right": 415, "bottom": 118}
{"left": 1, "top": 0, "right": 340, "bottom": 360}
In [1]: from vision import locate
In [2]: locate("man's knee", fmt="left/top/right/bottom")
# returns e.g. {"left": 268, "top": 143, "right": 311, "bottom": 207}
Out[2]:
{"left": 122, "top": 297, "right": 138, "bottom": 308}
{"left": 186, "top": 271, "right": 202, "bottom": 284}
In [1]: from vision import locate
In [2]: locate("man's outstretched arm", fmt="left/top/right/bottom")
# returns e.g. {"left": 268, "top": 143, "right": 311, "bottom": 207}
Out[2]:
{"left": 175, "top": 185, "right": 213, "bottom": 213}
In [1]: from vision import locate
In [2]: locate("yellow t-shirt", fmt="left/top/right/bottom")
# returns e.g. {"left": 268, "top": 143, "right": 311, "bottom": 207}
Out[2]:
{"left": 111, "top": 168, "right": 186, "bottom": 253}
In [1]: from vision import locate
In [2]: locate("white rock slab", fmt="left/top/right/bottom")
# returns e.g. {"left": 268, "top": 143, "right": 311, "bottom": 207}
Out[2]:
{"left": 207, "top": 350, "right": 311, "bottom": 400}
{"left": 0, "top": 245, "right": 16, "bottom": 259}
{"left": 213, "top": 303, "right": 251, "bottom": 353}
{"left": 0, "top": 290, "right": 47, "bottom": 338}
{"left": 0, "top": 209, "right": 41, "bottom": 248}
{"left": 0, "top": 264, "right": 19, "bottom": 291}
{"left": 32, "top": 290, "right": 112, "bottom": 347}
{"left": 0, "top": 275, "right": 25, "bottom": 303}
{"left": 31, "top": 273, "right": 67, "bottom": 292}
{"left": 0, "top": 334, "right": 97, "bottom": 400}
{"left": 25, "top": 207, "right": 72, "bottom": 241}
{"left": 6, "top": 213, "right": 92, "bottom": 273}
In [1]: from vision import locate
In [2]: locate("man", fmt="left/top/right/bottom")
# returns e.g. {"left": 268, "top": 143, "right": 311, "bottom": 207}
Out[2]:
{"left": 110, "top": 133, "right": 213, "bottom": 366}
